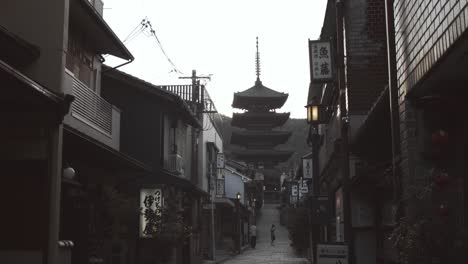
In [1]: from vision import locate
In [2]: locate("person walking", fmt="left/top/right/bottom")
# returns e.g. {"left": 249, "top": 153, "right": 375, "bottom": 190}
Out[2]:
{"left": 249, "top": 224, "right": 257, "bottom": 248}
{"left": 270, "top": 224, "right": 276, "bottom": 246}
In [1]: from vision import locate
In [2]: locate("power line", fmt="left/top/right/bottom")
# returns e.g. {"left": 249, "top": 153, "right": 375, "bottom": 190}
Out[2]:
{"left": 145, "top": 20, "right": 183, "bottom": 75}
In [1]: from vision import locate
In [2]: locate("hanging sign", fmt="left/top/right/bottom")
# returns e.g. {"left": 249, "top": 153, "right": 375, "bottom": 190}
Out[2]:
{"left": 216, "top": 153, "right": 225, "bottom": 169}
{"left": 140, "top": 188, "right": 163, "bottom": 238}
{"left": 303, "top": 159, "right": 313, "bottom": 179}
{"left": 216, "top": 179, "right": 225, "bottom": 197}
{"left": 309, "top": 40, "right": 334, "bottom": 83}
{"left": 291, "top": 184, "right": 298, "bottom": 197}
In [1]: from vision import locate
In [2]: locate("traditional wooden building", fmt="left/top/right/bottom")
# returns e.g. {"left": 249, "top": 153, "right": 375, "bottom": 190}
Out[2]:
{"left": 230, "top": 38, "right": 293, "bottom": 172}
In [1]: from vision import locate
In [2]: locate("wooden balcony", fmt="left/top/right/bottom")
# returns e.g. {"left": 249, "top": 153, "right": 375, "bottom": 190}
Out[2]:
{"left": 63, "top": 69, "right": 120, "bottom": 150}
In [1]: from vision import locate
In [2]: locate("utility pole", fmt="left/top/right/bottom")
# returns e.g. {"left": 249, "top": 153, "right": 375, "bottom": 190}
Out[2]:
{"left": 179, "top": 69, "right": 213, "bottom": 260}
{"left": 179, "top": 69, "right": 211, "bottom": 109}
{"left": 336, "top": 1, "right": 354, "bottom": 264}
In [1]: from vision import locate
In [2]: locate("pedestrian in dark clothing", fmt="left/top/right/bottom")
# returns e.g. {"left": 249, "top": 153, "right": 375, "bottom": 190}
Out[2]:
{"left": 270, "top": 224, "right": 276, "bottom": 246}
{"left": 249, "top": 224, "right": 257, "bottom": 248}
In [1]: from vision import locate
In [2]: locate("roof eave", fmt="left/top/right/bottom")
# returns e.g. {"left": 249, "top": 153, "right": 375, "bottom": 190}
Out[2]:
{"left": 70, "top": 0, "right": 134, "bottom": 60}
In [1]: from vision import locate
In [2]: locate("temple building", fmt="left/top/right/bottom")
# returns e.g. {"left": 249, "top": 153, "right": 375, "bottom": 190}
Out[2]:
{"left": 230, "top": 38, "right": 293, "bottom": 172}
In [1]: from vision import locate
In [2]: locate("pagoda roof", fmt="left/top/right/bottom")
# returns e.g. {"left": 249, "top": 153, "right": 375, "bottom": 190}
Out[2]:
{"left": 231, "top": 149, "right": 293, "bottom": 163}
{"left": 231, "top": 112, "right": 290, "bottom": 129}
{"left": 231, "top": 130, "right": 292, "bottom": 147}
{"left": 232, "top": 79, "right": 288, "bottom": 110}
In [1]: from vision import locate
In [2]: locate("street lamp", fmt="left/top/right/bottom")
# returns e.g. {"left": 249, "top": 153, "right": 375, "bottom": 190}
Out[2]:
{"left": 305, "top": 100, "right": 326, "bottom": 124}
{"left": 236, "top": 192, "right": 241, "bottom": 200}
{"left": 63, "top": 164, "right": 76, "bottom": 180}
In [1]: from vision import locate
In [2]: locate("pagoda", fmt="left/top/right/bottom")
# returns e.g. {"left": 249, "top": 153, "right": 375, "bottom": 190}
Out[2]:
{"left": 230, "top": 38, "right": 293, "bottom": 168}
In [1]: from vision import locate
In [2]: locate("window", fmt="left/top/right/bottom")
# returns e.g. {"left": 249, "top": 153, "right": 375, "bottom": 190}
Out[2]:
{"left": 66, "top": 32, "right": 95, "bottom": 89}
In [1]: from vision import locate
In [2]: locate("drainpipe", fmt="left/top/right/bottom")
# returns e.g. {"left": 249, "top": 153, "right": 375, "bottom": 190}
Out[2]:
{"left": 384, "top": 0, "right": 402, "bottom": 217}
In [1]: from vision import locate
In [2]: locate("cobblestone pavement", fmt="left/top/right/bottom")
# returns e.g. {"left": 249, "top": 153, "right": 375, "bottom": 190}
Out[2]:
{"left": 222, "top": 203, "right": 310, "bottom": 264}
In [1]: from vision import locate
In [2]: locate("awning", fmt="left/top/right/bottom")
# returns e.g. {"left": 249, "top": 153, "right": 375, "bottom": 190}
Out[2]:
{"left": 69, "top": 0, "right": 133, "bottom": 60}
{"left": 63, "top": 126, "right": 151, "bottom": 173}
{"left": 135, "top": 169, "right": 209, "bottom": 198}
{"left": 214, "top": 197, "right": 235, "bottom": 208}
{"left": 0, "top": 59, "right": 70, "bottom": 126}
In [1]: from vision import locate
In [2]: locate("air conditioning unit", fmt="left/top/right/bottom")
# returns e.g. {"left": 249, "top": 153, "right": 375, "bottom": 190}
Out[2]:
{"left": 168, "top": 154, "right": 184, "bottom": 175}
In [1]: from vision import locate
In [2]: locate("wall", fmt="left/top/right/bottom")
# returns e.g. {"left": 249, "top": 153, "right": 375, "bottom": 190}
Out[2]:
{"left": 0, "top": 0, "right": 69, "bottom": 93}
{"left": 199, "top": 113, "right": 223, "bottom": 193}
{"left": 224, "top": 167, "right": 246, "bottom": 205}
{"left": 345, "top": 0, "right": 389, "bottom": 115}
{"left": 101, "top": 77, "right": 163, "bottom": 168}
{"left": 394, "top": 0, "right": 468, "bottom": 206}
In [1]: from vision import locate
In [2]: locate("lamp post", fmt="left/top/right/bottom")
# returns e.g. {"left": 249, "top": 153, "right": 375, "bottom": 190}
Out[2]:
{"left": 235, "top": 192, "right": 241, "bottom": 253}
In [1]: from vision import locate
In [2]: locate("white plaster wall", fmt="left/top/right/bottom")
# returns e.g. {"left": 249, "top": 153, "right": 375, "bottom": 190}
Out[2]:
{"left": 199, "top": 113, "right": 223, "bottom": 192}
{"left": 224, "top": 166, "right": 246, "bottom": 205}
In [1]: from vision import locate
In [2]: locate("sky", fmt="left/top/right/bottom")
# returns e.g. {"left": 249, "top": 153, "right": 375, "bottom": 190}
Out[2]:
{"left": 103, "top": 0, "right": 328, "bottom": 118}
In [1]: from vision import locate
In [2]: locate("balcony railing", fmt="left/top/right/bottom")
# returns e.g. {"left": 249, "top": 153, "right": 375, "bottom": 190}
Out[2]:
{"left": 64, "top": 69, "right": 121, "bottom": 149}
{"left": 165, "top": 153, "right": 184, "bottom": 175}
{"left": 67, "top": 71, "right": 112, "bottom": 135}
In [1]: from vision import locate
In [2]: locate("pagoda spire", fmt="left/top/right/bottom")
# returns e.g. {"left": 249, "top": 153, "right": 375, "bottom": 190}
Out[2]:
{"left": 256, "top": 36, "right": 261, "bottom": 82}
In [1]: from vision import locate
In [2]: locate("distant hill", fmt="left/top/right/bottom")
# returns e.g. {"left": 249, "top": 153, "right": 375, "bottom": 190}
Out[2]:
{"left": 215, "top": 114, "right": 310, "bottom": 172}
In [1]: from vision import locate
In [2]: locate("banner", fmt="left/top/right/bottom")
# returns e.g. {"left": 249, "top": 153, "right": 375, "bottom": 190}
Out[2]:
{"left": 309, "top": 40, "right": 334, "bottom": 83}
{"left": 140, "top": 188, "right": 163, "bottom": 238}
{"left": 216, "top": 153, "right": 225, "bottom": 168}
{"left": 303, "top": 159, "right": 313, "bottom": 179}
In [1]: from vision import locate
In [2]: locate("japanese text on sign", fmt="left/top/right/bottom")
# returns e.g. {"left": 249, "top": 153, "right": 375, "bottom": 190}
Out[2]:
{"left": 140, "top": 188, "right": 163, "bottom": 238}
{"left": 309, "top": 40, "right": 333, "bottom": 82}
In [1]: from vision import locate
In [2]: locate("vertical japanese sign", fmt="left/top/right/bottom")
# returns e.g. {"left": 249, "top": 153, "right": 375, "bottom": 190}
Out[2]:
{"left": 303, "top": 159, "right": 313, "bottom": 179}
{"left": 216, "top": 179, "right": 225, "bottom": 197}
{"left": 309, "top": 40, "right": 334, "bottom": 83}
{"left": 216, "top": 153, "right": 225, "bottom": 169}
{"left": 140, "top": 188, "right": 163, "bottom": 238}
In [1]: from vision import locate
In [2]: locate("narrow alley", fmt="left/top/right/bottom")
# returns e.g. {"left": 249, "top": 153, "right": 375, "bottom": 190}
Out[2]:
{"left": 222, "top": 203, "right": 309, "bottom": 264}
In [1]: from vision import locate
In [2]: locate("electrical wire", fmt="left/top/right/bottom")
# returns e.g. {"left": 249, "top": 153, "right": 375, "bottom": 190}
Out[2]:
{"left": 145, "top": 21, "right": 183, "bottom": 75}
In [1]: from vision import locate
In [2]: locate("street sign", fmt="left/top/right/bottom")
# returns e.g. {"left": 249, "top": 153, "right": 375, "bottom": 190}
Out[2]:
{"left": 317, "top": 244, "right": 348, "bottom": 264}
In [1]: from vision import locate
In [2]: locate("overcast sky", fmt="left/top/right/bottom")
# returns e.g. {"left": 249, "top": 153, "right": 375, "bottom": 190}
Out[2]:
{"left": 103, "top": 0, "right": 327, "bottom": 118}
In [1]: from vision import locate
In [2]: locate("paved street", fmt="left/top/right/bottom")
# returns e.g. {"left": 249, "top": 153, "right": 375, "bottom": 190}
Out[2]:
{"left": 222, "top": 203, "right": 310, "bottom": 264}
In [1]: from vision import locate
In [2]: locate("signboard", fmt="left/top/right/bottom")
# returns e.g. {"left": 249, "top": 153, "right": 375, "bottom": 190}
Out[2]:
{"left": 140, "top": 188, "right": 163, "bottom": 238}
{"left": 291, "top": 184, "right": 298, "bottom": 197}
{"left": 310, "top": 196, "right": 332, "bottom": 224}
{"left": 303, "top": 159, "right": 313, "bottom": 179}
{"left": 309, "top": 40, "right": 334, "bottom": 83}
{"left": 317, "top": 244, "right": 348, "bottom": 264}
{"left": 216, "top": 179, "right": 225, "bottom": 197}
{"left": 216, "top": 153, "right": 225, "bottom": 168}
{"left": 300, "top": 179, "right": 309, "bottom": 194}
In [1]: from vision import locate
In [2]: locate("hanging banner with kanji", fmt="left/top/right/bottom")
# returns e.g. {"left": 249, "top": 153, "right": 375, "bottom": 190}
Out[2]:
{"left": 309, "top": 40, "right": 334, "bottom": 82}
{"left": 139, "top": 188, "right": 163, "bottom": 238}
{"left": 303, "top": 158, "right": 313, "bottom": 179}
